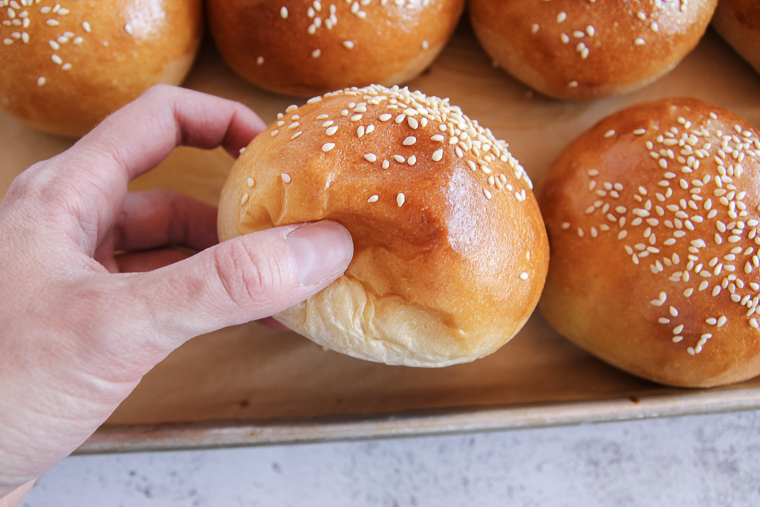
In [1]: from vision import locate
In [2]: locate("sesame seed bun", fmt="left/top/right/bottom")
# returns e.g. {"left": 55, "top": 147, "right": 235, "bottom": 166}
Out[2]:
{"left": 0, "top": 0, "right": 202, "bottom": 137}
{"left": 217, "top": 84, "right": 549, "bottom": 367}
{"left": 712, "top": 0, "right": 760, "bottom": 76}
{"left": 468, "top": 0, "right": 718, "bottom": 100}
{"left": 206, "top": 0, "right": 465, "bottom": 98}
{"left": 537, "top": 98, "right": 760, "bottom": 387}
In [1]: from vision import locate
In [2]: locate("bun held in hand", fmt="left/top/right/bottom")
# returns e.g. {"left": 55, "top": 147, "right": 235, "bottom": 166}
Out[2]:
{"left": 468, "top": 0, "right": 717, "bottom": 100}
{"left": 538, "top": 98, "right": 760, "bottom": 387}
{"left": 0, "top": 0, "right": 202, "bottom": 137}
{"left": 206, "top": 0, "right": 465, "bottom": 97}
{"left": 218, "top": 84, "right": 549, "bottom": 367}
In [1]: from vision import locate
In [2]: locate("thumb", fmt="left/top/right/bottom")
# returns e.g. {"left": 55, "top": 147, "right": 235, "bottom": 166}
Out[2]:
{"left": 118, "top": 220, "right": 353, "bottom": 349}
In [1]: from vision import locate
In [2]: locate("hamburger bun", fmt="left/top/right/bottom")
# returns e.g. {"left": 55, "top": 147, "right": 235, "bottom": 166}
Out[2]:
{"left": 538, "top": 98, "right": 760, "bottom": 387}
{"left": 206, "top": 0, "right": 465, "bottom": 97}
{"left": 218, "top": 84, "right": 549, "bottom": 367}
{"left": 712, "top": 0, "right": 760, "bottom": 75}
{"left": 468, "top": 0, "right": 718, "bottom": 100}
{"left": 0, "top": 0, "right": 202, "bottom": 137}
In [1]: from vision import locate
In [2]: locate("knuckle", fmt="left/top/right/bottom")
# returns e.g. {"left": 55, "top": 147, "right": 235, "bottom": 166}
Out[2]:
{"left": 212, "top": 240, "right": 287, "bottom": 310}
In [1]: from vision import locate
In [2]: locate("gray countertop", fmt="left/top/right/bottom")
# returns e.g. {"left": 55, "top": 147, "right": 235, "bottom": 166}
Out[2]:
{"left": 23, "top": 409, "right": 760, "bottom": 507}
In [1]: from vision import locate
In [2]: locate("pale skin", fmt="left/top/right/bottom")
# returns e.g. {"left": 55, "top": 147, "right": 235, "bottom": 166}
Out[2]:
{"left": 0, "top": 85, "right": 354, "bottom": 506}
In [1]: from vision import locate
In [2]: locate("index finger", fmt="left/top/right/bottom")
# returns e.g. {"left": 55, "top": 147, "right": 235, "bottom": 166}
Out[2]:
{"left": 71, "top": 84, "right": 267, "bottom": 188}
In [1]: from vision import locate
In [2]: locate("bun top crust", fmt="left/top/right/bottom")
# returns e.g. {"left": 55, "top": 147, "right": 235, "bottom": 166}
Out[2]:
{"left": 712, "top": 0, "right": 760, "bottom": 75}
{"left": 469, "top": 0, "right": 718, "bottom": 100}
{"left": 218, "top": 84, "right": 549, "bottom": 367}
{"left": 207, "top": 0, "right": 465, "bottom": 97}
{"left": 0, "top": 0, "right": 202, "bottom": 136}
{"left": 538, "top": 98, "right": 760, "bottom": 387}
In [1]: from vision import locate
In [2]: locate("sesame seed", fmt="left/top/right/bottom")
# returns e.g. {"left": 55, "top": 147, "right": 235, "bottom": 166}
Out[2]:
{"left": 403, "top": 136, "right": 417, "bottom": 146}
{"left": 382, "top": 160, "right": 390, "bottom": 169}
{"left": 343, "top": 40, "right": 355, "bottom": 49}
{"left": 379, "top": 114, "right": 392, "bottom": 122}
{"left": 396, "top": 193, "right": 405, "bottom": 207}
{"left": 51, "top": 54, "right": 63, "bottom": 65}
{"left": 557, "top": 11, "right": 567, "bottom": 23}
{"left": 407, "top": 155, "right": 416, "bottom": 166}
{"left": 247, "top": 177, "right": 254, "bottom": 187}
{"left": 280, "top": 6, "right": 288, "bottom": 18}
{"left": 325, "top": 126, "right": 338, "bottom": 136}
{"left": 393, "top": 155, "right": 405, "bottom": 163}
{"left": 408, "top": 117, "right": 419, "bottom": 129}
{"left": 124, "top": 23, "right": 133, "bottom": 35}
{"left": 421, "top": 40, "right": 429, "bottom": 50}
{"left": 46, "top": 18, "right": 58, "bottom": 26}
{"left": 604, "top": 130, "right": 615, "bottom": 138}
{"left": 257, "top": 56, "right": 265, "bottom": 66}
{"left": 36, "top": 76, "right": 46, "bottom": 86}
{"left": 635, "top": 38, "right": 646, "bottom": 46}
{"left": 321, "top": 142, "right": 335, "bottom": 152}
{"left": 281, "top": 173, "right": 291, "bottom": 183}
{"left": 432, "top": 149, "right": 443, "bottom": 162}
{"left": 568, "top": 81, "right": 579, "bottom": 88}
{"left": 531, "top": 23, "right": 539, "bottom": 34}
{"left": 520, "top": 272, "right": 529, "bottom": 280}
{"left": 240, "top": 193, "right": 249, "bottom": 205}
{"left": 364, "top": 153, "right": 377, "bottom": 162}
{"left": 367, "top": 195, "right": 379, "bottom": 203}
{"left": 312, "top": 49, "right": 321, "bottom": 58}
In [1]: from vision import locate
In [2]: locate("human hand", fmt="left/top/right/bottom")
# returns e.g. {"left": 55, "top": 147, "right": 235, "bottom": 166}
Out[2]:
{"left": 0, "top": 85, "right": 354, "bottom": 504}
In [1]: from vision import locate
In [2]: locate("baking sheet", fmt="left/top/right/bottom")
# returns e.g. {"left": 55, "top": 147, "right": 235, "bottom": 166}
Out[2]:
{"left": 3, "top": 23, "right": 760, "bottom": 454}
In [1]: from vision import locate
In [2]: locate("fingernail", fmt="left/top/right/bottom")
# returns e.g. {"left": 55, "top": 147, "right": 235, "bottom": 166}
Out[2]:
{"left": 286, "top": 221, "right": 353, "bottom": 286}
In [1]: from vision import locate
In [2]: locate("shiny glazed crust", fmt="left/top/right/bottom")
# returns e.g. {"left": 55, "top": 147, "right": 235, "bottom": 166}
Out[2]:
{"left": 538, "top": 98, "right": 760, "bottom": 387}
{"left": 469, "top": 0, "right": 718, "bottom": 100}
{"left": 712, "top": 0, "right": 760, "bottom": 75}
{"left": 206, "top": 0, "right": 465, "bottom": 97}
{"left": 218, "top": 85, "right": 549, "bottom": 367}
{"left": 0, "top": 0, "right": 202, "bottom": 137}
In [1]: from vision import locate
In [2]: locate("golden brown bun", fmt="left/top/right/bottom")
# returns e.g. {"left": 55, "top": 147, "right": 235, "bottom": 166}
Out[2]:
{"left": 712, "top": 0, "right": 760, "bottom": 75}
{"left": 0, "top": 0, "right": 202, "bottom": 137}
{"left": 538, "top": 98, "right": 760, "bottom": 387}
{"left": 206, "top": 0, "right": 464, "bottom": 98}
{"left": 469, "top": 0, "right": 718, "bottom": 100}
{"left": 218, "top": 84, "right": 549, "bottom": 367}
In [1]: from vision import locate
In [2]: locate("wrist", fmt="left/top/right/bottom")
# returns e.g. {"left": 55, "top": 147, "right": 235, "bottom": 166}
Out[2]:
{"left": 0, "top": 479, "right": 36, "bottom": 507}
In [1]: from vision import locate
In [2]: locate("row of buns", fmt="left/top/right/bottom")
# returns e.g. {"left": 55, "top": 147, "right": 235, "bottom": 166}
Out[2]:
{"left": 2, "top": 1, "right": 760, "bottom": 389}
{"left": 1, "top": 0, "right": 757, "bottom": 136}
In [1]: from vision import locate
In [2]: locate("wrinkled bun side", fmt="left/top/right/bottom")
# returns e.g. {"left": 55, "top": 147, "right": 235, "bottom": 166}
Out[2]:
{"left": 538, "top": 98, "right": 760, "bottom": 387}
{"left": 469, "top": 0, "right": 717, "bottom": 100}
{"left": 0, "top": 0, "right": 202, "bottom": 137}
{"left": 207, "top": 0, "right": 464, "bottom": 97}
{"left": 218, "top": 85, "right": 549, "bottom": 367}
{"left": 712, "top": 0, "right": 760, "bottom": 76}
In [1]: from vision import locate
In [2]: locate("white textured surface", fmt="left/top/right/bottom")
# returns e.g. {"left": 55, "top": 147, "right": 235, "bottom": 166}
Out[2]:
{"left": 21, "top": 410, "right": 760, "bottom": 507}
